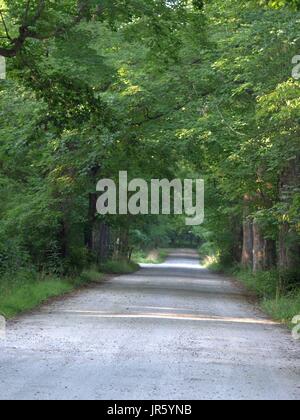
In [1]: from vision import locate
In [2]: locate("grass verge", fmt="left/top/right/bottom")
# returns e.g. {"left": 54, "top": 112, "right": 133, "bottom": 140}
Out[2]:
{"left": 99, "top": 259, "right": 139, "bottom": 274}
{"left": 132, "top": 249, "right": 168, "bottom": 264}
{"left": 0, "top": 270, "right": 93, "bottom": 319}
{"left": 0, "top": 261, "right": 134, "bottom": 319}
{"left": 205, "top": 257, "right": 300, "bottom": 327}
{"left": 262, "top": 292, "right": 300, "bottom": 327}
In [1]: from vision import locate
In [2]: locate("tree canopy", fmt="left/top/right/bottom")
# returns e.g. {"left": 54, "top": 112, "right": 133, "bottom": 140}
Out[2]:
{"left": 0, "top": 0, "right": 299, "bottom": 287}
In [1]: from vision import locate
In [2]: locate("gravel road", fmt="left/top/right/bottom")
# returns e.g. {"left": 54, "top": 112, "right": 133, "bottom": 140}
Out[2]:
{"left": 0, "top": 249, "right": 299, "bottom": 400}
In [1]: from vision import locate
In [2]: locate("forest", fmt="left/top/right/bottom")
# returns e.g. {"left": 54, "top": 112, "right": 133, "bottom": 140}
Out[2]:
{"left": 0, "top": 0, "right": 299, "bottom": 322}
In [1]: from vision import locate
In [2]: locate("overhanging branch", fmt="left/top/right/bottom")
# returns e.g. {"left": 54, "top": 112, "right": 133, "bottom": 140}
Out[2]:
{"left": 0, "top": 0, "right": 91, "bottom": 58}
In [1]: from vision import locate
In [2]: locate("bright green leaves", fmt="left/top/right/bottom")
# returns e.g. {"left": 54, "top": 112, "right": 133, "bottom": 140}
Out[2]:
{"left": 256, "top": 0, "right": 300, "bottom": 10}
{"left": 1, "top": 0, "right": 299, "bottom": 274}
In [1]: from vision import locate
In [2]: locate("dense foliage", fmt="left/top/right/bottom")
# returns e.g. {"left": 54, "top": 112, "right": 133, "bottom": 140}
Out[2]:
{"left": 0, "top": 0, "right": 299, "bottom": 299}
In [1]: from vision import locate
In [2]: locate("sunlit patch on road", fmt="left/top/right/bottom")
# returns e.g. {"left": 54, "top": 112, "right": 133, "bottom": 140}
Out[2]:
{"left": 54, "top": 309, "right": 280, "bottom": 326}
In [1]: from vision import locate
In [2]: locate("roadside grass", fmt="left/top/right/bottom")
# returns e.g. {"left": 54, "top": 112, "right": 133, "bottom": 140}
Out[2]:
{"left": 0, "top": 259, "right": 141, "bottom": 319}
{"left": 132, "top": 249, "right": 168, "bottom": 264}
{"left": 205, "top": 257, "right": 300, "bottom": 327}
{"left": 235, "top": 269, "right": 278, "bottom": 299}
{"left": 81, "top": 267, "right": 104, "bottom": 283}
{"left": 0, "top": 271, "right": 76, "bottom": 319}
{"left": 262, "top": 292, "right": 300, "bottom": 327}
{"left": 99, "top": 259, "right": 139, "bottom": 274}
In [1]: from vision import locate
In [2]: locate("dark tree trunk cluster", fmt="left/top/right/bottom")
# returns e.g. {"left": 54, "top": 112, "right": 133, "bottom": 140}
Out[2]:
{"left": 241, "top": 156, "right": 300, "bottom": 273}
{"left": 278, "top": 156, "right": 300, "bottom": 272}
{"left": 85, "top": 193, "right": 113, "bottom": 263}
{"left": 242, "top": 216, "right": 276, "bottom": 272}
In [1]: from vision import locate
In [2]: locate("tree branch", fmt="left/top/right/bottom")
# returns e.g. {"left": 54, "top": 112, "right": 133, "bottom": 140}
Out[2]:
{"left": 0, "top": 10, "right": 12, "bottom": 41}
{"left": 0, "top": 0, "right": 92, "bottom": 58}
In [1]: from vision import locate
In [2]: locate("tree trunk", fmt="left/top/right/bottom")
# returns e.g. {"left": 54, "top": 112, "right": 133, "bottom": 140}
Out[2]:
{"left": 59, "top": 219, "right": 69, "bottom": 260}
{"left": 253, "top": 221, "right": 265, "bottom": 272}
{"left": 85, "top": 193, "right": 111, "bottom": 263}
{"left": 119, "top": 227, "right": 130, "bottom": 260}
{"left": 278, "top": 223, "right": 300, "bottom": 271}
{"left": 279, "top": 223, "right": 290, "bottom": 270}
{"left": 85, "top": 193, "right": 97, "bottom": 252}
{"left": 252, "top": 221, "right": 276, "bottom": 272}
{"left": 278, "top": 155, "right": 300, "bottom": 271}
{"left": 242, "top": 219, "right": 253, "bottom": 269}
{"left": 241, "top": 195, "right": 253, "bottom": 269}
{"left": 99, "top": 223, "right": 111, "bottom": 262}
{"left": 264, "top": 238, "right": 277, "bottom": 270}
{"left": 229, "top": 215, "right": 243, "bottom": 264}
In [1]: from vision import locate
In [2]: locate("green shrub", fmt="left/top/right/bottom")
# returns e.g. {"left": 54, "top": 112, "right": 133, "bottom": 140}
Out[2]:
{"left": 99, "top": 260, "right": 139, "bottom": 274}
{"left": 235, "top": 269, "right": 279, "bottom": 299}
{"left": 81, "top": 268, "right": 104, "bottom": 283}
{"left": 0, "top": 273, "right": 73, "bottom": 318}
{"left": 262, "top": 291, "right": 300, "bottom": 326}
{"left": 0, "top": 235, "right": 30, "bottom": 275}
{"left": 132, "top": 249, "right": 168, "bottom": 264}
{"left": 0, "top": 266, "right": 105, "bottom": 319}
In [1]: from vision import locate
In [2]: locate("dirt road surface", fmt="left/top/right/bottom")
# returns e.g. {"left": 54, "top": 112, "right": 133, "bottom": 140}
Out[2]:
{"left": 0, "top": 250, "right": 299, "bottom": 400}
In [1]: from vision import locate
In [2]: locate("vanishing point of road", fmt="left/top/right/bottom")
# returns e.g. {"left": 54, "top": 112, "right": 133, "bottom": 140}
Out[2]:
{"left": 0, "top": 250, "right": 299, "bottom": 400}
